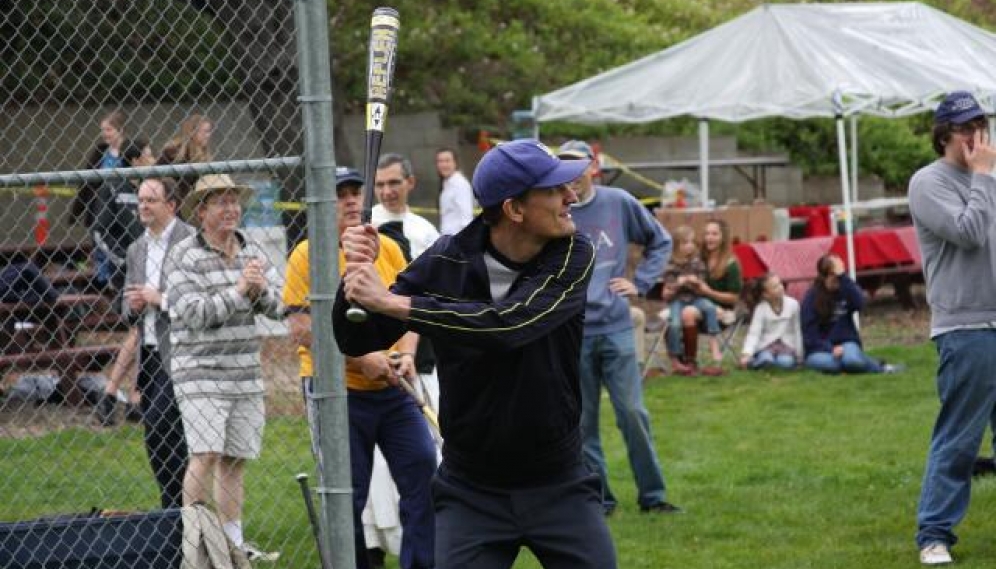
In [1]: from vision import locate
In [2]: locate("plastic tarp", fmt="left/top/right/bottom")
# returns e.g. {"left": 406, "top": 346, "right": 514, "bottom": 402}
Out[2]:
{"left": 535, "top": 2, "right": 996, "bottom": 124}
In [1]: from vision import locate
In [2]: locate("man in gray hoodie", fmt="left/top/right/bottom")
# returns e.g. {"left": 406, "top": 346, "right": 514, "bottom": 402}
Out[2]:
{"left": 910, "top": 91, "right": 996, "bottom": 566}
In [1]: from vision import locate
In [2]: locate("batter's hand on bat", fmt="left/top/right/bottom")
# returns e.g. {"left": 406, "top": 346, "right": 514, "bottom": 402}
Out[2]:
{"left": 344, "top": 263, "right": 392, "bottom": 311}
{"left": 342, "top": 224, "right": 380, "bottom": 264}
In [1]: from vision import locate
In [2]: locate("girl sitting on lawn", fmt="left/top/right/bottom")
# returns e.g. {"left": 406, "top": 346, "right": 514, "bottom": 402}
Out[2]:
{"left": 661, "top": 225, "right": 724, "bottom": 376}
{"left": 801, "top": 254, "right": 901, "bottom": 374}
{"left": 740, "top": 272, "right": 802, "bottom": 370}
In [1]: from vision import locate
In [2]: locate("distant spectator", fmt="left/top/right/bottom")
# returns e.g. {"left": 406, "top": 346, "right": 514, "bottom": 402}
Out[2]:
{"left": 665, "top": 219, "right": 743, "bottom": 374}
{"left": 911, "top": 90, "right": 996, "bottom": 565}
{"left": 800, "top": 254, "right": 901, "bottom": 374}
{"left": 158, "top": 114, "right": 214, "bottom": 208}
{"left": 739, "top": 273, "right": 802, "bottom": 370}
{"left": 661, "top": 225, "right": 724, "bottom": 376}
{"left": 435, "top": 147, "right": 475, "bottom": 235}
{"left": 118, "top": 177, "right": 194, "bottom": 508}
{"left": 74, "top": 110, "right": 145, "bottom": 291}
{"left": 166, "top": 174, "right": 282, "bottom": 561}
{"left": 73, "top": 109, "right": 129, "bottom": 228}
{"left": 372, "top": 153, "right": 440, "bottom": 260}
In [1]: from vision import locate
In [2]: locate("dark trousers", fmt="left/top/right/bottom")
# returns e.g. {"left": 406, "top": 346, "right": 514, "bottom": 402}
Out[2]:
{"left": 433, "top": 464, "right": 617, "bottom": 569}
{"left": 349, "top": 388, "right": 437, "bottom": 569}
{"left": 138, "top": 346, "right": 188, "bottom": 509}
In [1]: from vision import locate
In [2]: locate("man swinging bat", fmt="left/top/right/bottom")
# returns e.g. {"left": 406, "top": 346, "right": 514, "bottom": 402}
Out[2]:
{"left": 334, "top": 139, "right": 617, "bottom": 569}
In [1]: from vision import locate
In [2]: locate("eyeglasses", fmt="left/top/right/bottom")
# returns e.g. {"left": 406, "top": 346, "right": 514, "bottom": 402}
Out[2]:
{"left": 138, "top": 197, "right": 164, "bottom": 205}
{"left": 375, "top": 179, "right": 405, "bottom": 189}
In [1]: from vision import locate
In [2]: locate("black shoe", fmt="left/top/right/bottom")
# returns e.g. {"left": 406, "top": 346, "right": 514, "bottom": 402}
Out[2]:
{"left": 367, "top": 547, "right": 386, "bottom": 569}
{"left": 124, "top": 402, "right": 143, "bottom": 423}
{"left": 96, "top": 394, "right": 117, "bottom": 427}
{"left": 602, "top": 503, "right": 617, "bottom": 517}
{"left": 640, "top": 501, "right": 684, "bottom": 514}
{"left": 973, "top": 457, "right": 996, "bottom": 477}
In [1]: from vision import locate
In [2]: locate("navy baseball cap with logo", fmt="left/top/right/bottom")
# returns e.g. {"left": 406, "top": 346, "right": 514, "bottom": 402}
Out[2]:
{"left": 935, "top": 91, "right": 986, "bottom": 125}
{"left": 335, "top": 166, "right": 364, "bottom": 188}
{"left": 472, "top": 139, "right": 591, "bottom": 208}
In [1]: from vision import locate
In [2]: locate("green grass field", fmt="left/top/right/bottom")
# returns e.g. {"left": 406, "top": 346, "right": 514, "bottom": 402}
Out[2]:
{"left": 4, "top": 341, "right": 996, "bottom": 567}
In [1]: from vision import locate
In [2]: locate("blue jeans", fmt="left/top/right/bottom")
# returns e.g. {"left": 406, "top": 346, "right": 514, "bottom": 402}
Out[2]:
{"left": 916, "top": 330, "right": 996, "bottom": 548}
{"left": 579, "top": 329, "right": 666, "bottom": 509}
{"left": 803, "top": 341, "right": 882, "bottom": 374}
{"left": 749, "top": 349, "right": 796, "bottom": 370}
{"left": 666, "top": 297, "right": 721, "bottom": 354}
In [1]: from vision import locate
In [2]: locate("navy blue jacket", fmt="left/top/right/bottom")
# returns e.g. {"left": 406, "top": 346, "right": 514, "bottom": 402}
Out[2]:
{"left": 334, "top": 217, "right": 595, "bottom": 487}
{"left": 800, "top": 274, "right": 864, "bottom": 355}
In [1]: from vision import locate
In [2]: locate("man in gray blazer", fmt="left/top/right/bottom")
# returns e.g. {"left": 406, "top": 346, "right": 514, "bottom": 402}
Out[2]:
{"left": 123, "top": 177, "right": 194, "bottom": 509}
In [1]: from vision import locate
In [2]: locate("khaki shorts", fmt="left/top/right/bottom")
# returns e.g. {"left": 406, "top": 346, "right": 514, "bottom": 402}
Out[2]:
{"left": 178, "top": 395, "right": 265, "bottom": 459}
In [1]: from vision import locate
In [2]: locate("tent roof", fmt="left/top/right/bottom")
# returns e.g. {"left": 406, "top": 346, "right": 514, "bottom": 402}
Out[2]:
{"left": 535, "top": 2, "right": 996, "bottom": 124}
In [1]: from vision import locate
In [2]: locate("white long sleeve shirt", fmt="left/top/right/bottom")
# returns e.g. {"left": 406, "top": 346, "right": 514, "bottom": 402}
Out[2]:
{"left": 741, "top": 296, "right": 803, "bottom": 358}
{"left": 438, "top": 171, "right": 475, "bottom": 235}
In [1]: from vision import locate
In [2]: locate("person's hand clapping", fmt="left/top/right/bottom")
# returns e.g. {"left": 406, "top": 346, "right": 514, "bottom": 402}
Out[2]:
{"left": 238, "top": 258, "right": 267, "bottom": 299}
{"left": 124, "top": 285, "right": 147, "bottom": 312}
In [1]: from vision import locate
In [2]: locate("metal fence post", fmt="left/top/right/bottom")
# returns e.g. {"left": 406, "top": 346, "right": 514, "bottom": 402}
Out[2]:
{"left": 294, "top": 2, "right": 354, "bottom": 569}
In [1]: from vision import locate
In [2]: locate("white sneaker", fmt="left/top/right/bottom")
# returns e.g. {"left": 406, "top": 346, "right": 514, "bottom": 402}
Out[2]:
{"left": 241, "top": 542, "right": 280, "bottom": 563}
{"left": 920, "top": 543, "right": 953, "bottom": 565}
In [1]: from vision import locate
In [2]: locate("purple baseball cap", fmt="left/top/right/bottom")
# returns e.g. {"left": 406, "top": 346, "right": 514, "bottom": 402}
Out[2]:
{"left": 472, "top": 139, "right": 590, "bottom": 208}
{"left": 935, "top": 91, "right": 985, "bottom": 125}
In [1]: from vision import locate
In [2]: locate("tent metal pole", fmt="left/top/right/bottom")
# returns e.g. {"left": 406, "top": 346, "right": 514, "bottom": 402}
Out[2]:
{"left": 836, "top": 114, "right": 857, "bottom": 280}
{"left": 836, "top": 113, "right": 859, "bottom": 330}
{"left": 850, "top": 115, "right": 859, "bottom": 202}
{"left": 699, "top": 119, "right": 710, "bottom": 207}
{"left": 531, "top": 96, "right": 540, "bottom": 139}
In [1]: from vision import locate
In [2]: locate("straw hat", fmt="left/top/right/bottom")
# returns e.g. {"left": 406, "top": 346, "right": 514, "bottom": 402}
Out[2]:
{"left": 181, "top": 174, "right": 254, "bottom": 221}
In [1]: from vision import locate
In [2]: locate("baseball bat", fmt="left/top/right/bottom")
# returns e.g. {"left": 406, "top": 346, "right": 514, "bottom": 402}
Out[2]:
{"left": 389, "top": 352, "right": 442, "bottom": 438}
{"left": 346, "top": 7, "right": 401, "bottom": 323}
{"left": 296, "top": 473, "right": 331, "bottom": 569}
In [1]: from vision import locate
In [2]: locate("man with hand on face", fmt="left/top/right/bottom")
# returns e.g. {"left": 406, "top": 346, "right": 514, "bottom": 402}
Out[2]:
{"left": 165, "top": 174, "right": 283, "bottom": 562}
{"left": 335, "top": 139, "right": 617, "bottom": 569}
{"left": 285, "top": 167, "right": 436, "bottom": 569}
{"left": 911, "top": 91, "right": 996, "bottom": 566}
{"left": 121, "top": 177, "right": 193, "bottom": 509}
{"left": 558, "top": 140, "right": 679, "bottom": 517}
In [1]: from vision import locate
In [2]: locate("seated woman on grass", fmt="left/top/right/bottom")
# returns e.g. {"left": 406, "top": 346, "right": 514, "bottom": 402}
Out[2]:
{"left": 739, "top": 272, "right": 802, "bottom": 370}
{"left": 801, "top": 254, "right": 901, "bottom": 374}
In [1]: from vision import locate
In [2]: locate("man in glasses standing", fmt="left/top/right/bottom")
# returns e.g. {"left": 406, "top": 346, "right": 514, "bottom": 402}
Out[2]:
{"left": 911, "top": 91, "right": 996, "bottom": 566}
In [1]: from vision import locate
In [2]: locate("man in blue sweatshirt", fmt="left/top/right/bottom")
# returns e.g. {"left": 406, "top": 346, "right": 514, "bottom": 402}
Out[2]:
{"left": 335, "top": 139, "right": 616, "bottom": 568}
{"left": 558, "top": 140, "right": 679, "bottom": 516}
{"left": 911, "top": 91, "right": 996, "bottom": 566}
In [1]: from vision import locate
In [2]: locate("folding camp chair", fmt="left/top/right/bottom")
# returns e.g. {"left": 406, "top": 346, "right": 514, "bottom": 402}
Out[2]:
{"left": 641, "top": 317, "right": 671, "bottom": 378}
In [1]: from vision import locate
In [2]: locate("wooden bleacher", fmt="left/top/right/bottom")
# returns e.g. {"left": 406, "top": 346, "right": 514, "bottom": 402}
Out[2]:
{"left": 0, "top": 244, "right": 126, "bottom": 405}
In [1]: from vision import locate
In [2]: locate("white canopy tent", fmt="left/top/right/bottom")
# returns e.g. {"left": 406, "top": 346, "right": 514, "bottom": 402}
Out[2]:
{"left": 534, "top": 2, "right": 996, "bottom": 275}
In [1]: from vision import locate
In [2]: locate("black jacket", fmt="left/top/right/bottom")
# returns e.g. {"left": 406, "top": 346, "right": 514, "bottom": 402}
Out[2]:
{"left": 334, "top": 217, "right": 595, "bottom": 487}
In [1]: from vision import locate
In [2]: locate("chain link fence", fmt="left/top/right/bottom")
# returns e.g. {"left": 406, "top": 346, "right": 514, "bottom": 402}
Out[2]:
{"left": 0, "top": 1, "right": 336, "bottom": 566}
